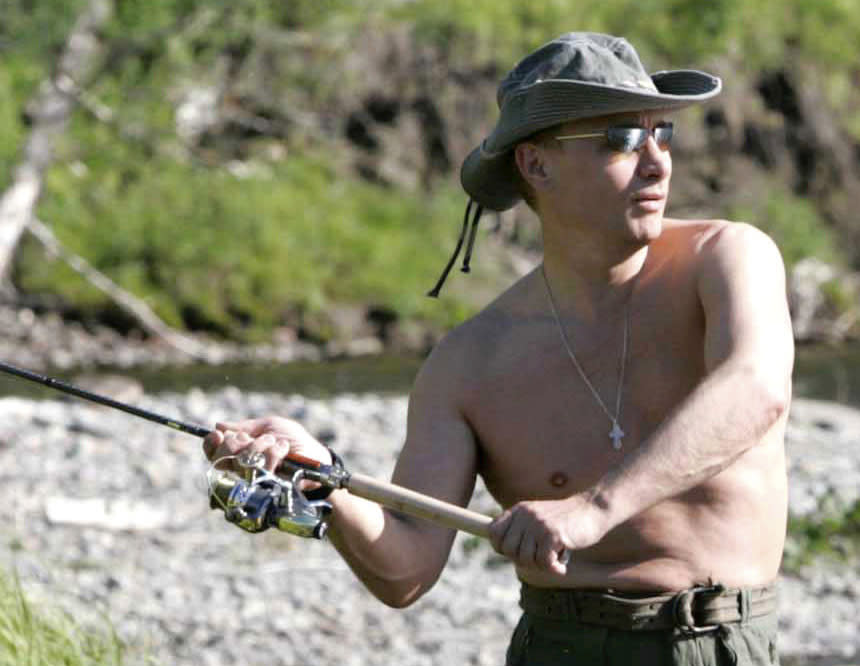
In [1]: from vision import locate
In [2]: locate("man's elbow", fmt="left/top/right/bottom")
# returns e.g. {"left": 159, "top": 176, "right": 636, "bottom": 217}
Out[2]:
{"left": 371, "top": 573, "right": 438, "bottom": 609}
{"left": 762, "top": 385, "right": 789, "bottom": 429}
{"left": 746, "top": 364, "right": 790, "bottom": 433}
{"left": 360, "top": 540, "right": 445, "bottom": 608}
{"left": 377, "top": 587, "right": 423, "bottom": 609}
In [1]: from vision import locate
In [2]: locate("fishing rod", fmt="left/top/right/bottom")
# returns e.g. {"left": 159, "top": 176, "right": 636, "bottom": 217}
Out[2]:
{"left": 0, "top": 360, "right": 211, "bottom": 437}
{"left": 0, "top": 360, "right": 492, "bottom": 540}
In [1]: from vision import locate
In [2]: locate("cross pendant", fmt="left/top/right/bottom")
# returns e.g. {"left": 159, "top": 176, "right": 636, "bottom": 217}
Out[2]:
{"left": 609, "top": 421, "right": 625, "bottom": 450}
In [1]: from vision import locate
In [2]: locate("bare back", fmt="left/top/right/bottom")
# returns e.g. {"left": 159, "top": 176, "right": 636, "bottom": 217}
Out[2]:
{"left": 444, "top": 219, "right": 789, "bottom": 592}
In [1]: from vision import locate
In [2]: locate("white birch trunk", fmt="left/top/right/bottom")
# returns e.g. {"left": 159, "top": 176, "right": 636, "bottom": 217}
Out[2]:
{"left": 0, "top": 0, "right": 113, "bottom": 279}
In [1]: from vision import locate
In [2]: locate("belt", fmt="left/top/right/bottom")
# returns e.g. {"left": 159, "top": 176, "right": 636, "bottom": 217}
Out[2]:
{"left": 519, "top": 582, "right": 778, "bottom": 632}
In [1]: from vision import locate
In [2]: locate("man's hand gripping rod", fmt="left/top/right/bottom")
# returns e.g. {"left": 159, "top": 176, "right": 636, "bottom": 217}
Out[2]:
{"left": 0, "top": 360, "right": 492, "bottom": 540}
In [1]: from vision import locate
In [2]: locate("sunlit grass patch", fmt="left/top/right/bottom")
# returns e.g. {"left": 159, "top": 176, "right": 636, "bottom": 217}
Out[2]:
{"left": 782, "top": 497, "right": 860, "bottom": 572}
{"left": 0, "top": 570, "right": 126, "bottom": 666}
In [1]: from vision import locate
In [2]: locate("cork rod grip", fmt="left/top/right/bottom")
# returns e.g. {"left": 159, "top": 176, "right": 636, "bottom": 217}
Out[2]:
{"left": 344, "top": 472, "right": 492, "bottom": 538}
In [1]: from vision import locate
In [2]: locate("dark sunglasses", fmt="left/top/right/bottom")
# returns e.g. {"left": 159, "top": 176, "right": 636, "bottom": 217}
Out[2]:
{"left": 554, "top": 122, "right": 674, "bottom": 153}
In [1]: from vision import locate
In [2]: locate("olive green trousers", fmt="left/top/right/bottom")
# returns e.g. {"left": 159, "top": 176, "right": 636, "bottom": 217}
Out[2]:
{"left": 506, "top": 588, "right": 779, "bottom": 665}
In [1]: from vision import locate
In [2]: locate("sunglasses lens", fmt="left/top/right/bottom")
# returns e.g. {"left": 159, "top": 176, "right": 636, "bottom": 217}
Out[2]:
{"left": 654, "top": 123, "right": 674, "bottom": 148}
{"left": 605, "top": 124, "right": 674, "bottom": 152}
{"left": 607, "top": 128, "right": 649, "bottom": 153}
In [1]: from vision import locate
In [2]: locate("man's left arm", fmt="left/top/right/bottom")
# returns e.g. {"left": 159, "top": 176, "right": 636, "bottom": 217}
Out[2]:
{"left": 489, "top": 223, "right": 794, "bottom": 571}
{"left": 591, "top": 223, "right": 794, "bottom": 529}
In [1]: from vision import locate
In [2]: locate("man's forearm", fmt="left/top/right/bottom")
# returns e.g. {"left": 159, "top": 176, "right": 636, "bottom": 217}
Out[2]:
{"left": 592, "top": 359, "right": 789, "bottom": 531}
{"left": 325, "top": 490, "right": 448, "bottom": 608}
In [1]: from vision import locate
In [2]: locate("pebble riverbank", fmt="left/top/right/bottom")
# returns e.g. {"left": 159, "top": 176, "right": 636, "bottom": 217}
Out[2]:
{"left": 0, "top": 391, "right": 857, "bottom": 666}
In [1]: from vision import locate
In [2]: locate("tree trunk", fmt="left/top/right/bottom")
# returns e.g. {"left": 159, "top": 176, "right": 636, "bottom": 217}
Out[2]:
{"left": 0, "top": 0, "right": 113, "bottom": 279}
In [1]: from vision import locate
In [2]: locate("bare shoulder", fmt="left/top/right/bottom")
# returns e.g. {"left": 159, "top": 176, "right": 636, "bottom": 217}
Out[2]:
{"left": 398, "top": 273, "right": 537, "bottom": 497}
{"left": 660, "top": 218, "right": 785, "bottom": 277}
{"left": 412, "top": 270, "right": 539, "bottom": 407}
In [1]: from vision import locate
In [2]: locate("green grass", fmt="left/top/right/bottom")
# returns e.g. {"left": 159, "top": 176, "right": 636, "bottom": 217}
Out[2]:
{"left": 0, "top": 570, "right": 125, "bottom": 666}
{"left": 18, "top": 139, "right": 486, "bottom": 340}
{"left": 729, "top": 184, "right": 844, "bottom": 270}
{"left": 3, "top": 0, "right": 859, "bottom": 342}
{"left": 385, "top": 0, "right": 860, "bottom": 71}
{"left": 782, "top": 497, "right": 860, "bottom": 572}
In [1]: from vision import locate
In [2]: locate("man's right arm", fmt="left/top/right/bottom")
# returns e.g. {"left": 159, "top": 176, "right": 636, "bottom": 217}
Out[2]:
{"left": 329, "top": 336, "right": 481, "bottom": 606}
{"left": 204, "top": 334, "right": 479, "bottom": 608}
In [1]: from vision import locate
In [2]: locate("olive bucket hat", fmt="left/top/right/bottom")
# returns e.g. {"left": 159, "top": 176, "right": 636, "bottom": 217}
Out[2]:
{"left": 427, "top": 32, "right": 721, "bottom": 296}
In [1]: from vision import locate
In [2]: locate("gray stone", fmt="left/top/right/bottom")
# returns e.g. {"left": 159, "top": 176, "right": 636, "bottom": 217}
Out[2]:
{"left": 0, "top": 393, "right": 857, "bottom": 665}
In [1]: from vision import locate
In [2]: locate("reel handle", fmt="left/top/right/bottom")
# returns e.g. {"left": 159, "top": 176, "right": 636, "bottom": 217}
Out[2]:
{"left": 344, "top": 473, "right": 491, "bottom": 538}
{"left": 329, "top": 471, "right": 569, "bottom": 567}
{"left": 277, "top": 456, "right": 490, "bottom": 536}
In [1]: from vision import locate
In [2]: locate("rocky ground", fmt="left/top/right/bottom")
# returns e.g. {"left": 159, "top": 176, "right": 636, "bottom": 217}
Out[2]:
{"left": 0, "top": 388, "right": 857, "bottom": 665}
{"left": 0, "top": 304, "right": 329, "bottom": 370}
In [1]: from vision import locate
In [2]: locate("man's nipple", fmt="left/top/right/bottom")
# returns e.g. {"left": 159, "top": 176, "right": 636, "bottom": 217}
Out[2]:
{"left": 549, "top": 471, "right": 568, "bottom": 488}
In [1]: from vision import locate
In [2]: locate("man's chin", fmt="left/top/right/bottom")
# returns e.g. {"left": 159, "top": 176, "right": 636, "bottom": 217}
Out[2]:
{"left": 629, "top": 211, "right": 664, "bottom": 242}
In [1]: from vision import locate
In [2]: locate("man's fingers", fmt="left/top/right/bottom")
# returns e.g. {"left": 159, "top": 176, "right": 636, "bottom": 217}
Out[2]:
{"left": 202, "top": 430, "right": 224, "bottom": 460}
{"left": 489, "top": 502, "right": 576, "bottom": 572}
{"left": 216, "top": 419, "right": 271, "bottom": 437}
{"left": 221, "top": 430, "right": 252, "bottom": 454}
{"left": 490, "top": 506, "right": 535, "bottom": 563}
{"left": 488, "top": 510, "right": 511, "bottom": 553}
{"left": 537, "top": 539, "right": 570, "bottom": 574}
{"left": 548, "top": 548, "right": 570, "bottom": 576}
{"left": 536, "top": 537, "right": 557, "bottom": 570}
{"left": 498, "top": 516, "right": 528, "bottom": 561}
{"left": 519, "top": 533, "right": 539, "bottom": 567}
{"left": 254, "top": 434, "right": 291, "bottom": 471}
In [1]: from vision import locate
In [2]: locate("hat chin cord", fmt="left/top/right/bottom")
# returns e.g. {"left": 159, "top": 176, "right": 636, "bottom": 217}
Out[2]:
{"left": 426, "top": 199, "right": 484, "bottom": 297}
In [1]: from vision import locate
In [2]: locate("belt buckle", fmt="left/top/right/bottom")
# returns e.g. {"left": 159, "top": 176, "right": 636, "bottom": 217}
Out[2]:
{"left": 671, "top": 584, "right": 722, "bottom": 634}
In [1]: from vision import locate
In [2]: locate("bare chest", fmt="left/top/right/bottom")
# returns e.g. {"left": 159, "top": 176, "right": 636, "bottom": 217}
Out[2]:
{"left": 467, "top": 290, "right": 705, "bottom": 507}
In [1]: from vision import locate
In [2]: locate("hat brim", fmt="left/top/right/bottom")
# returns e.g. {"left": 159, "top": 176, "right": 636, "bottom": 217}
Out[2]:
{"left": 461, "top": 69, "right": 721, "bottom": 211}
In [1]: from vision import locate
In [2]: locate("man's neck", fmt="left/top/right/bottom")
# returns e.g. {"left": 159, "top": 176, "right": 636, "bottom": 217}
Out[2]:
{"left": 540, "top": 240, "right": 649, "bottom": 320}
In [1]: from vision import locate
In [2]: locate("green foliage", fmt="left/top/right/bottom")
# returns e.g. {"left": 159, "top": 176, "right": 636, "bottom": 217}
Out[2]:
{"left": 387, "top": 0, "right": 860, "bottom": 72}
{"left": 21, "top": 127, "right": 474, "bottom": 339}
{"left": 730, "top": 187, "right": 843, "bottom": 270}
{"left": 0, "top": 569, "right": 125, "bottom": 666}
{"left": 0, "top": 0, "right": 80, "bottom": 189}
{"left": 0, "top": 68, "right": 23, "bottom": 189}
{"left": 0, "top": 0, "right": 86, "bottom": 59}
{"left": 4, "top": 0, "right": 860, "bottom": 343}
{"left": 111, "top": 0, "right": 199, "bottom": 33}
{"left": 784, "top": 497, "right": 860, "bottom": 570}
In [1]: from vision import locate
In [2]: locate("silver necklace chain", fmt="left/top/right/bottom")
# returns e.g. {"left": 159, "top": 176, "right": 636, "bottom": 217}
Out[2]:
{"left": 541, "top": 265, "right": 629, "bottom": 450}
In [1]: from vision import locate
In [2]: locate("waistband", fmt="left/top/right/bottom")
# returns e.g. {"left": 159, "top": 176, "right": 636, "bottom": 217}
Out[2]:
{"left": 519, "top": 582, "right": 778, "bottom": 632}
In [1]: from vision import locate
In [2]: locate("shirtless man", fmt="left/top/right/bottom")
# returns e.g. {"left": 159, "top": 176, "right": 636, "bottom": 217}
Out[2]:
{"left": 204, "top": 33, "right": 794, "bottom": 664}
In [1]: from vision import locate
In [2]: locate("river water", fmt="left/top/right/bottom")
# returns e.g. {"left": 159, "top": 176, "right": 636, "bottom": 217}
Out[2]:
{"left": 0, "top": 344, "right": 857, "bottom": 405}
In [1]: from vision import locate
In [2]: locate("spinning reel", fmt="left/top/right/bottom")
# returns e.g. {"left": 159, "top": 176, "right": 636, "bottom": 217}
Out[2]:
{"left": 207, "top": 451, "right": 344, "bottom": 539}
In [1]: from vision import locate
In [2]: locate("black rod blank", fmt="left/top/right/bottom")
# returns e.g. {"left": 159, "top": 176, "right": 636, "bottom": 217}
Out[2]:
{"left": 0, "top": 360, "right": 211, "bottom": 438}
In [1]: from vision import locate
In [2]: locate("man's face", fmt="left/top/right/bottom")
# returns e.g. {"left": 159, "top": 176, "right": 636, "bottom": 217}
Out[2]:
{"left": 530, "top": 110, "right": 673, "bottom": 244}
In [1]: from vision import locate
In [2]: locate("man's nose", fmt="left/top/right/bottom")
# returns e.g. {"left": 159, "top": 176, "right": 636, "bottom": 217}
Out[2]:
{"left": 637, "top": 136, "right": 671, "bottom": 179}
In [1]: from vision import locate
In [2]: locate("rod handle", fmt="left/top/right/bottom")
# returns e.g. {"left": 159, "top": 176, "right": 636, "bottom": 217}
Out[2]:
{"left": 344, "top": 472, "right": 492, "bottom": 538}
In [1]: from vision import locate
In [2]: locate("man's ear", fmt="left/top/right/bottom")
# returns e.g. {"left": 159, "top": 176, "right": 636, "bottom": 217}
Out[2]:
{"left": 514, "top": 142, "right": 550, "bottom": 189}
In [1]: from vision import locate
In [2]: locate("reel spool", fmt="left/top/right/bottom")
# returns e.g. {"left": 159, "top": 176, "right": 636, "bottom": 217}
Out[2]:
{"left": 207, "top": 452, "right": 332, "bottom": 539}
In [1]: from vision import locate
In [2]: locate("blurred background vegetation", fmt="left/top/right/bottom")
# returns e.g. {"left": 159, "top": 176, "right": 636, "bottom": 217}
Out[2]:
{"left": 1, "top": 4, "right": 859, "bottom": 661}
{"left": 1, "top": 0, "right": 859, "bottom": 346}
